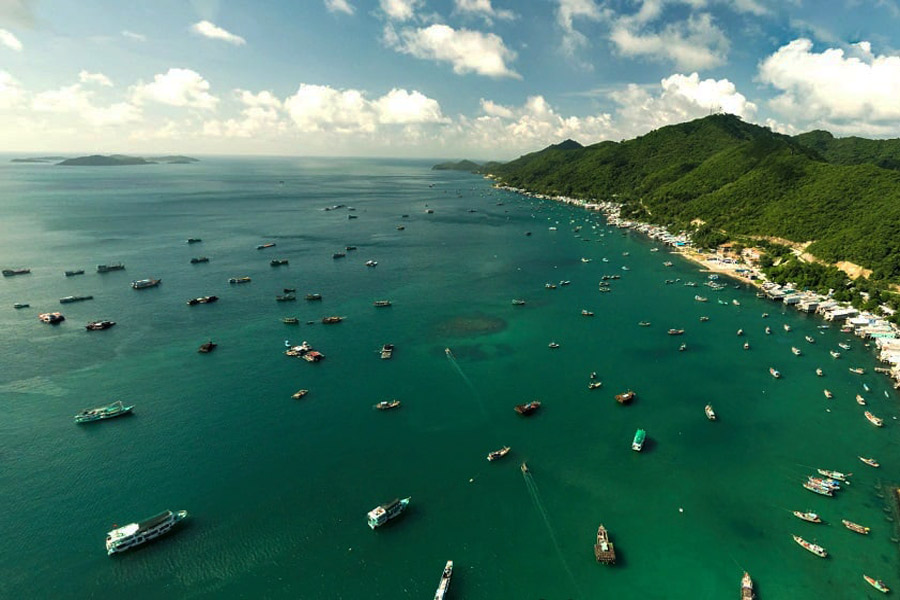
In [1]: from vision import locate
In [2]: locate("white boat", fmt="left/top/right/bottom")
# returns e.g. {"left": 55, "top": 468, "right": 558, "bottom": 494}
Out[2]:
{"left": 106, "top": 509, "right": 188, "bottom": 555}
{"left": 830, "top": 350, "right": 841, "bottom": 359}
{"left": 783, "top": 324, "right": 791, "bottom": 332}
{"left": 705, "top": 404, "right": 716, "bottom": 421}
{"left": 433, "top": 560, "right": 453, "bottom": 600}
{"left": 792, "top": 347, "right": 801, "bottom": 356}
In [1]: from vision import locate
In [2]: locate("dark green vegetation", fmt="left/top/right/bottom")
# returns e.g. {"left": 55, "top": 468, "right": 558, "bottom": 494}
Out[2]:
{"left": 489, "top": 114, "right": 900, "bottom": 282}
{"left": 11, "top": 156, "right": 67, "bottom": 163}
{"left": 432, "top": 159, "right": 482, "bottom": 172}
{"left": 57, "top": 154, "right": 198, "bottom": 166}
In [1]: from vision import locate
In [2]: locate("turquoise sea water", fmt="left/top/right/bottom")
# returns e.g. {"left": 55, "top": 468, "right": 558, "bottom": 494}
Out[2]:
{"left": 0, "top": 156, "right": 898, "bottom": 599}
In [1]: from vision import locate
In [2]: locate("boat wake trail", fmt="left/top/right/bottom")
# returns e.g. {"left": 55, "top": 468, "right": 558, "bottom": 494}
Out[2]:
{"left": 522, "top": 469, "right": 581, "bottom": 597}
{"left": 444, "top": 348, "right": 488, "bottom": 418}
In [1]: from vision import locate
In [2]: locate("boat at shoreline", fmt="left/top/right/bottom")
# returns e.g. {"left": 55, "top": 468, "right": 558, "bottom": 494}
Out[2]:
{"left": 864, "top": 411, "right": 884, "bottom": 427}
{"left": 487, "top": 446, "right": 511, "bottom": 461}
{"left": 515, "top": 401, "right": 541, "bottom": 416}
{"left": 131, "top": 278, "right": 161, "bottom": 289}
{"left": 631, "top": 428, "right": 646, "bottom": 451}
{"left": 86, "top": 320, "right": 115, "bottom": 330}
{"left": 793, "top": 511, "right": 822, "bottom": 523}
{"left": 106, "top": 509, "right": 188, "bottom": 555}
{"left": 864, "top": 575, "right": 890, "bottom": 593}
{"left": 842, "top": 519, "right": 870, "bottom": 534}
{"left": 367, "top": 497, "right": 410, "bottom": 529}
{"left": 433, "top": 560, "right": 453, "bottom": 600}
{"left": 374, "top": 399, "right": 401, "bottom": 410}
{"left": 593, "top": 525, "right": 616, "bottom": 564}
{"left": 705, "top": 404, "right": 716, "bottom": 421}
{"left": 741, "top": 572, "right": 754, "bottom": 599}
{"left": 75, "top": 400, "right": 134, "bottom": 423}
{"left": 792, "top": 534, "right": 827, "bottom": 557}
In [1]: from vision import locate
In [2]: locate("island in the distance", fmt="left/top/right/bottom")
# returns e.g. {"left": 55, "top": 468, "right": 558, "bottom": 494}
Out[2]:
{"left": 10, "top": 156, "right": 67, "bottom": 163}
{"left": 431, "top": 159, "right": 483, "bottom": 172}
{"left": 56, "top": 154, "right": 199, "bottom": 166}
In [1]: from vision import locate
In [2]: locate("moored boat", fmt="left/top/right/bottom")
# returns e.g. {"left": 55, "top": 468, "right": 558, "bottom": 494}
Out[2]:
{"left": 816, "top": 368, "right": 823, "bottom": 376}
{"left": 270, "top": 258, "right": 289, "bottom": 266}
{"left": 864, "top": 411, "right": 884, "bottom": 427}
{"left": 2, "top": 268, "right": 31, "bottom": 276}
{"left": 374, "top": 399, "right": 401, "bottom": 410}
{"left": 581, "top": 309, "right": 594, "bottom": 316}
{"left": 257, "top": 242, "right": 276, "bottom": 249}
{"left": 842, "top": 519, "right": 870, "bottom": 534}
{"left": 75, "top": 400, "right": 133, "bottom": 423}
{"left": 616, "top": 390, "right": 635, "bottom": 404}
{"left": 365, "top": 260, "right": 377, "bottom": 267}
{"left": 86, "top": 320, "right": 116, "bottom": 330}
{"left": 374, "top": 300, "right": 392, "bottom": 307}
{"left": 839, "top": 342, "right": 851, "bottom": 350}
{"left": 548, "top": 342, "right": 560, "bottom": 348}
{"left": 594, "top": 525, "right": 616, "bottom": 564}
{"left": 13, "top": 302, "right": 29, "bottom": 309}
{"left": 60, "top": 295, "right": 93, "bottom": 304}
{"left": 705, "top": 404, "right": 716, "bottom": 421}
{"left": 784, "top": 324, "right": 792, "bottom": 332}
{"left": 741, "top": 572, "right": 754, "bottom": 600}
{"left": 292, "top": 389, "right": 309, "bottom": 399}
{"left": 228, "top": 276, "right": 251, "bottom": 284}
{"left": 769, "top": 367, "right": 781, "bottom": 379}
{"left": 823, "top": 389, "right": 833, "bottom": 399}
{"left": 515, "top": 401, "right": 542, "bottom": 415}
{"left": 512, "top": 299, "right": 526, "bottom": 306}
{"left": 97, "top": 263, "right": 125, "bottom": 273}
{"left": 631, "top": 428, "right": 646, "bottom": 451}
{"left": 106, "top": 509, "right": 188, "bottom": 555}
{"left": 380, "top": 343, "right": 394, "bottom": 359}
{"left": 305, "top": 293, "right": 323, "bottom": 301}
{"left": 186, "top": 295, "right": 218, "bottom": 305}
{"left": 805, "top": 335, "right": 815, "bottom": 344}
{"left": 830, "top": 350, "right": 841, "bottom": 358}
{"left": 856, "top": 394, "right": 866, "bottom": 405}
{"left": 275, "top": 293, "right": 296, "bottom": 302}
{"left": 65, "top": 269, "right": 85, "bottom": 276}
{"left": 283, "top": 317, "right": 299, "bottom": 324}
{"left": 588, "top": 381, "right": 602, "bottom": 389}
{"left": 803, "top": 481, "right": 833, "bottom": 496}
{"left": 198, "top": 340, "right": 217, "bottom": 353}
{"left": 487, "top": 446, "right": 511, "bottom": 461}
{"left": 849, "top": 367, "right": 864, "bottom": 374}
{"left": 793, "top": 511, "right": 822, "bottom": 523}
{"left": 131, "top": 278, "right": 161, "bottom": 289}
{"left": 190, "top": 257, "right": 209, "bottom": 264}
{"left": 433, "top": 560, "right": 453, "bottom": 600}
{"left": 792, "top": 346, "right": 801, "bottom": 356}
{"left": 792, "top": 534, "right": 827, "bottom": 557}
{"left": 638, "top": 321, "right": 651, "bottom": 326}
{"left": 859, "top": 456, "right": 879, "bottom": 468}
{"left": 187, "top": 238, "right": 202, "bottom": 243}
{"left": 817, "top": 469, "right": 851, "bottom": 481}
{"left": 864, "top": 575, "right": 890, "bottom": 593}
{"left": 765, "top": 326, "right": 772, "bottom": 335}
{"left": 667, "top": 328, "right": 684, "bottom": 335}
{"left": 39, "top": 312, "right": 65, "bottom": 324}
{"left": 322, "top": 315, "right": 343, "bottom": 324}
{"left": 367, "top": 497, "right": 410, "bottom": 529}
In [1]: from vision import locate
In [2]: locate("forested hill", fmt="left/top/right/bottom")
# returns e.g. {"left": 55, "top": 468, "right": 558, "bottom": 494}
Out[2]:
{"left": 487, "top": 114, "right": 900, "bottom": 281}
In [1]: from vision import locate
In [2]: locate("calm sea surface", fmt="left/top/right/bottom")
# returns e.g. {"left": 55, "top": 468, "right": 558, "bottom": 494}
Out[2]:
{"left": 0, "top": 156, "right": 897, "bottom": 599}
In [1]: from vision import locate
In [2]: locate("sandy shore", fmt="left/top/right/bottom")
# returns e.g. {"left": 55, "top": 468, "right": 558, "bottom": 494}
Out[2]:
{"left": 672, "top": 248, "right": 764, "bottom": 289}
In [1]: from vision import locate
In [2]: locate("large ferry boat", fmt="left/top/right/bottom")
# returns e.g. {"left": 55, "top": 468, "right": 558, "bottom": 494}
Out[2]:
{"left": 131, "top": 278, "right": 161, "bottom": 289}
{"left": 593, "top": 525, "right": 616, "bottom": 564}
{"left": 367, "top": 497, "right": 410, "bottom": 529}
{"left": 631, "top": 428, "right": 646, "bottom": 451}
{"left": 741, "top": 572, "right": 754, "bottom": 599}
{"left": 75, "top": 400, "right": 134, "bottom": 423}
{"left": 105, "top": 509, "right": 188, "bottom": 555}
{"left": 433, "top": 560, "right": 453, "bottom": 600}
{"left": 792, "top": 534, "right": 827, "bottom": 557}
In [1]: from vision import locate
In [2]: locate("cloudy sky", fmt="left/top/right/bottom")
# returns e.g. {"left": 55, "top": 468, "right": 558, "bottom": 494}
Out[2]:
{"left": 2, "top": 0, "right": 900, "bottom": 158}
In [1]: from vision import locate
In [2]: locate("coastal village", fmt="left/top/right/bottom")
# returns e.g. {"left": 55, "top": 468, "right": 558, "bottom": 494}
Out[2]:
{"left": 490, "top": 179, "right": 900, "bottom": 392}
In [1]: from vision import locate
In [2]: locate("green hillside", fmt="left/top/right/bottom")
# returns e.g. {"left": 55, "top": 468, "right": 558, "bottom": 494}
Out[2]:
{"left": 488, "top": 114, "right": 900, "bottom": 281}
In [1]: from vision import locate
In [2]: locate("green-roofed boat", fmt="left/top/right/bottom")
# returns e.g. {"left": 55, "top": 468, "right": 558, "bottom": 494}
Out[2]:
{"left": 632, "top": 428, "right": 646, "bottom": 452}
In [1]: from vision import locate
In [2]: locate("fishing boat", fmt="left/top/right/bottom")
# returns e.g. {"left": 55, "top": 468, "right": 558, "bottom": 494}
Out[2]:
{"left": 512, "top": 299, "right": 526, "bottom": 306}
{"left": 679, "top": 343, "right": 687, "bottom": 352}
{"left": 131, "top": 278, "right": 161, "bottom": 289}
{"left": 74, "top": 400, "right": 134, "bottom": 423}
{"left": 830, "top": 350, "right": 841, "bottom": 358}
{"left": 198, "top": 341, "right": 217, "bottom": 353}
{"left": 792, "top": 534, "right": 827, "bottom": 557}
{"left": 548, "top": 342, "right": 560, "bottom": 348}
{"left": 803, "top": 481, "right": 833, "bottom": 496}
{"left": 765, "top": 326, "right": 772, "bottom": 335}
{"left": 433, "top": 560, "right": 453, "bottom": 600}
{"left": 65, "top": 269, "right": 85, "bottom": 276}
{"left": 743, "top": 342, "right": 750, "bottom": 350}
{"left": 842, "top": 520, "right": 870, "bottom": 534}
{"left": 545, "top": 283, "right": 557, "bottom": 289}
{"left": 190, "top": 257, "right": 209, "bottom": 264}
{"left": 615, "top": 390, "right": 635, "bottom": 404}
{"left": 588, "top": 381, "right": 602, "bottom": 389}
{"left": 374, "top": 300, "right": 392, "bottom": 307}
{"left": 256, "top": 242, "right": 276, "bottom": 249}
{"left": 367, "top": 497, "right": 410, "bottom": 529}
{"left": 638, "top": 321, "right": 651, "bottom": 326}
{"left": 816, "top": 368, "right": 823, "bottom": 377}
{"left": 305, "top": 293, "right": 322, "bottom": 301}
{"left": 97, "top": 263, "right": 125, "bottom": 273}
{"left": 824, "top": 389, "right": 833, "bottom": 399}
{"left": 699, "top": 316, "right": 709, "bottom": 322}
{"left": 487, "top": 446, "right": 511, "bottom": 461}
{"left": 365, "top": 260, "right": 377, "bottom": 267}
{"left": 849, "top": 367, "right": 864, "bottom": 374}
{"left": 732, "top": 299, "right": 740, "bottom": 306}
{"left": 667, "top": 328, "right": 684, "bottom": 335}
{"left": 228, "top": 276, "right": 251, "bottom": 284}
{"left": 59, "top": 295, "right": 94, "bottom": 304}
{"left": 86, "top": 320, "right": 116, "bottom": 330}
{"left": 291, "top": 389, "right": 309, "bottom": 399}
{"left": 380, "top": 343, "right": 394, "bottom": 359}
{"left": 817, "top": 469, "right": 851, "bottom": 481}
{"left": 374, "top": 399, "right": 401, "bottom": 411}
{"left": 631, "top": 428, "right": 646, "bottom": 451}
{"left": 270, "top": 259, "right": 289, "bottom": 266}
{"left": 663, "top": 261, "right": 673, "bottom": 267}
{"left": 333, "top": 251, "right": 346, "bottom": 259}
{"left": 741, "top": 572, "right": 754, "bottom": 600}
{"left": 515, "top": 401, "right": 542, "bottom": 416}
{"left": 2, "top": 268, "right": 30, "bottom": 276}
{"left": 863, "top": 383, "right": 871, "bottom": 392}
{"left": 784, "top": 324, "right": 792, "bottom": 332}
{"left": 581, "top": 309, "right": 595, "bottom": 316}
{"left": 186, "top": 295, "right": 218, "bottom": 306}
{"left": 560, "top": 280, "right": 571, "bottom": 286}
{"left": 322, "top": 316, "right": 343, "bottom": 324}
{"left": 186, "top": 238, "right": 202, "bottom": 244}
{"left": 593, "top": 525, "right": 616, "bottom": 564}
{"left": 839, "top": 342, "right": 851, "bottom": 350}
{"left": 705, "top": 405, "right": 716, "bottom": 421}
{"left": 805, "top": 335, "right": 815, "bottom": 343}
{"left": 105, "top": 509, "right": 188, "bottom": 555}
{"left": 38, "top": 312, "right": 65, "bottom": 324}
{"left": 13, "top": 302, "right": 29, "bottom": 309}
{"left": 769, "top": 367, "right": 781, "bottom": 379}
{"left": 792, "top": 346, "right": 802, "bottom": 356}
{"left": 737, "top": 328, "right": 744, "bottom": 336}
{"left": 859, "top": 456, "right": 879, "bottom": 468}
{"left": 864, "top": 411, "right": 884, "bottom": 427}
{"left": 793, "top": 511, "right": 822, "bottom": 523}
{"left": 520, "top": 461, "right": 529, "bottom": 474}
{"left": 283, "top": 317, "right": 299, "bottom": 324}
{"left": 856, "top": 394, "right": 866, "bottom": 405}
{"left": 864, "top": 575, "right": 890, "bottom": 593}
{"left": 694, "top": 295, "right": 708, "bottom": 302}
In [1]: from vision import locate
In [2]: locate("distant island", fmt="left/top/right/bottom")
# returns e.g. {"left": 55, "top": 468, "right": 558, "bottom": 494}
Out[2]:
{"left": 432, "top": 159, "right": 482, "bottom": 172}
{"left": 11, "top": 156, "right": 67, "bottom": 163}
{"left": 56, "top": 154, "right": 199, "bottom": 166}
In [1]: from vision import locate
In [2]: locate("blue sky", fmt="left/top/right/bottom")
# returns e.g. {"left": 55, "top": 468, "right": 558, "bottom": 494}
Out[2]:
{"left": 2, "top": 0, "right": 900, "bottom": 158}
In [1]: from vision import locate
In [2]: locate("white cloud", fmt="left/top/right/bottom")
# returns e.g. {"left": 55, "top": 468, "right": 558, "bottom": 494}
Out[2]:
{"left": 0, "top": 28, "right": 23, "bottom": 52}
{"left": 610, "top": 72, "right": 757, "bottom": 134}
{"left": 131, "top": 68, "right": 219, "bottom": 110}
{"left": 387, "top": 24, "right": 520, "bottom": 79}
{"left": 380, "top": 0, "right": 422, "bottom": 21}
{"left": 0, "top": 0, "right": 37, "bottom": 27}
{"left": 759, "top": 38, "right": 900, "bottom": 126}
{"left": 0, "top": 70, "right": 24, "bottom": 108}
{"left": 121, "top": 30, "right": 147, "bottom": 42}
{"left": 610, "top": 12, "right": 729, "bottom": 70}
{"left": 454, "top": 0, "right": 515, "bottom": 22}
{"left": 555, "top": 0, "right": 606, "bottom": 57}
{"left": 204, "top": 89, "right": 287, "bottom": 138}
{"left": 480, "top": 98, "right": 513, "bottom": 118}
{"left": 325, "top": 0, "right": 355, "bottom": 15}
{"left": 190, "top": 20, "right": 246, "bottom": 46}
{"left": 32, "top": 83, "right": 141, "bottom": 126}
{"left": 283, "top": 83, "right": 445, "bottom": 134}
{"left": 79, "top": 70, "right": 113, "bottom": 87}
